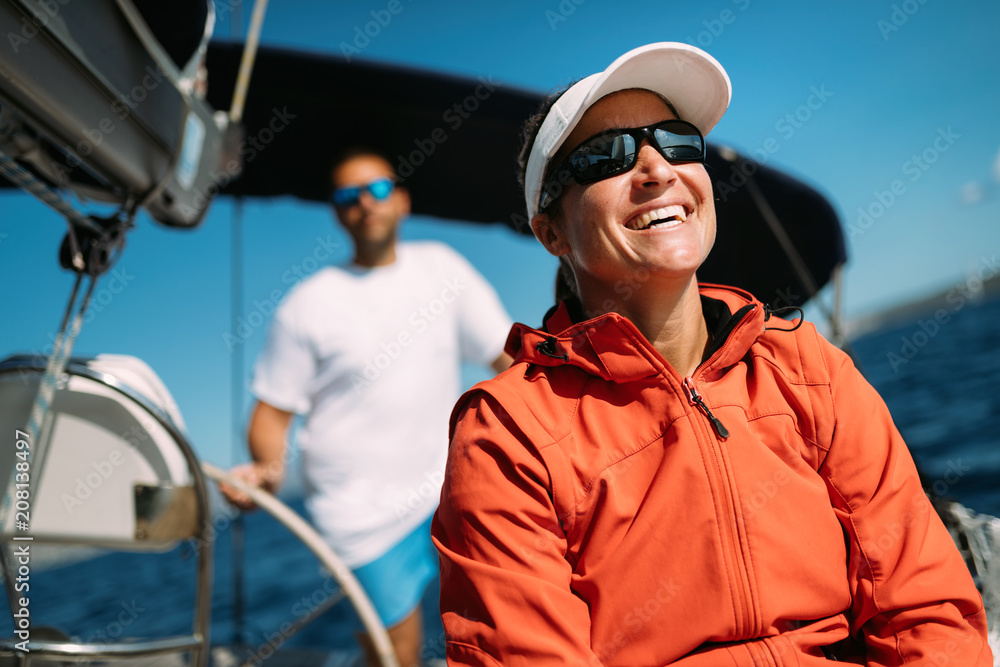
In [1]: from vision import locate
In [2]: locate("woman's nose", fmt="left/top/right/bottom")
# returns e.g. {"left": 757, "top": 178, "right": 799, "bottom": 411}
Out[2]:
{"left": 632, "top": 141, "right": 679, "bottom": 189}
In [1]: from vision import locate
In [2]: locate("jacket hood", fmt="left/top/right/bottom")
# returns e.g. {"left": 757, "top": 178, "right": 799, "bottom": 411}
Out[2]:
{"left": 505, "top": 284, "right": 767, "bottom": 383}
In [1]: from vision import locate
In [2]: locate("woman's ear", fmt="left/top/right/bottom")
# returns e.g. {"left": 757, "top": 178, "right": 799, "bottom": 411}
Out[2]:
{"left": 531, "top": 212, "right": 568, "bottom": 257}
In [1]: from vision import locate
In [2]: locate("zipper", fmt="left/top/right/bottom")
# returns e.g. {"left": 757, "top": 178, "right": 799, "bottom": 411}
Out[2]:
{"left": 682, "top": 376, "right": 729, "bottom": 439}
{"left": 682, "top": 374, "right": 753, "bottom": 636}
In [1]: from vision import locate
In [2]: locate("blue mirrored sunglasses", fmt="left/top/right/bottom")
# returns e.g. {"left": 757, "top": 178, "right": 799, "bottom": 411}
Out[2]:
{"left": 331, "top": 177, "right": 395, "bottom": 207}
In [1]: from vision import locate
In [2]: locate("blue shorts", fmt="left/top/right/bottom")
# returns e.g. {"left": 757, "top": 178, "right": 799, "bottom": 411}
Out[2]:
{"left": 351, "top": 514, "right": 438, "bottom": 628}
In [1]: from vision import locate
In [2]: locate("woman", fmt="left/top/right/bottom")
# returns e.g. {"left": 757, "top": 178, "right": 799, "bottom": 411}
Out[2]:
{"left": 431, "top": 42, "right": 991, "bottom": 666}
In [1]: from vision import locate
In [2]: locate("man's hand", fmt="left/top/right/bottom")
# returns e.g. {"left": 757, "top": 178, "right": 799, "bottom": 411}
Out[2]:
{"left": 221, "top": 400, "right": 295, "bottom": 510}
{"left": 218, "top": 461, "right": 283, "bottom": 511}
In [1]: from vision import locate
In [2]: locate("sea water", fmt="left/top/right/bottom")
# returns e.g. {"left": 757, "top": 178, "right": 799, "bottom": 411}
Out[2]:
{"left": 2, "top": 294, "right": 998, "bottom": 657}
{"left": 850, "top": 291, "right": 1000, "bottom": 517}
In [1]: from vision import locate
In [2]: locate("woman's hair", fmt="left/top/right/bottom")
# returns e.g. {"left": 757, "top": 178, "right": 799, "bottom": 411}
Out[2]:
{"left": 554, "top": 255, "right": 579, "bottom": 305}
{"left": 516, "top": 84, "right": 572, "bottom": 220}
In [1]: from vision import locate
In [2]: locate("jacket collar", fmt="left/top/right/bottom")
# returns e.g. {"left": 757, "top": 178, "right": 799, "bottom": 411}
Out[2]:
{"left": 505, "top": 284, "right": 765, "bottom": 383}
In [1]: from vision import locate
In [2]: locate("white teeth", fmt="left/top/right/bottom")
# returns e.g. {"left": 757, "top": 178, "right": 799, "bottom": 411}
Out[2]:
{"left": 631, "top": 205, "right": 687, "bottom": 230}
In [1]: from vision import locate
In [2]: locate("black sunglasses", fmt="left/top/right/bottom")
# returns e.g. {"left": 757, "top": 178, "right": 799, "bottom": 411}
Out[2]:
{"left": 539, "top": 119, "right": 705, "bottom": 211}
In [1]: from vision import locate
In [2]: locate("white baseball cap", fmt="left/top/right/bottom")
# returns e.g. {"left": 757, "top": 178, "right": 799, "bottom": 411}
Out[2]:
{"left": 524, "top": 42, "right": 732, "bottom": 219}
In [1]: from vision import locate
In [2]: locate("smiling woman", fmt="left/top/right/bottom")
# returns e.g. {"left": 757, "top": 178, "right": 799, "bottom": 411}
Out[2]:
{"left": 431, "top": 42, "right": 992, "bottom": 666}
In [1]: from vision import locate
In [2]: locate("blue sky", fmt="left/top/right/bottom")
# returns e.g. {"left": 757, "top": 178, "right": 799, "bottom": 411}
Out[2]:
{"left": 2, "top": 0, "right": 999, "bottom": 469}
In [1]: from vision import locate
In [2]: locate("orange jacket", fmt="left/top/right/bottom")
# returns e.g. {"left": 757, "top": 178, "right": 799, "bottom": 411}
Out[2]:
{"left": 432, "top": 285, "right": 991, "bottom": 666}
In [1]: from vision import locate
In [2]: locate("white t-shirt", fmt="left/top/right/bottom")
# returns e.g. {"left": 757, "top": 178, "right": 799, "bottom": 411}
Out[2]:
{"left": 252, "top": 241, "right": 511, "bottom": 566}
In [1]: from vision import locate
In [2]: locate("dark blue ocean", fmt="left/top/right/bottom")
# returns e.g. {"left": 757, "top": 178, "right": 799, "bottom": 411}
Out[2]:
{"left": 3, "top": 294, "right": 999, "bottom": 659}
{"left": 849, "top": 291, "right": 1000, "bottom": 517}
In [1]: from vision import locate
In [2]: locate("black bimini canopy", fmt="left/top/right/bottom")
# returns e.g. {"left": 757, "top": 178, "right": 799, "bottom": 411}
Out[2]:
{"left": 203, "top": 43, "right": 845, "bottom": 308}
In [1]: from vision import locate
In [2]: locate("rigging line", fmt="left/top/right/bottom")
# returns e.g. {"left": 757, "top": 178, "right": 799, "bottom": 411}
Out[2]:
{"left": 110, "top": 0, "right": 196, "bottom": 218}
{"left": 111, "top": 0, "right": 182, "bottom": 83}
{"left": 26, "top": 275, "right": 100, "bottom": 507}
{"left": 225, "top": 0, "right": 267, "bottom": 639}
{"left": 744, "top": 174, "right": 852, "bottom": 352}
{"left": 0, "top": 150, "right": 103, "bottom": 236}
{"left": 743, "top": 174, "right": 825, "bottom": 304}
{"left": 0, "top": 271, "right": 96, "bottom": 549}
{"left": 0, "top": 270, "right": 88, "bottom": 617}
{"left": 231, "top": 198, "right": 247, "bottom": 644}
{"left": 229, "top": 0, "right": 270, "bottom": 124}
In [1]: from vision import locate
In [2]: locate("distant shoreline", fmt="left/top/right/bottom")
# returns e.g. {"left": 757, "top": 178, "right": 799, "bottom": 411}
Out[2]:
{"left": 847, "top": 273, "right": 1000, "bottom": 341}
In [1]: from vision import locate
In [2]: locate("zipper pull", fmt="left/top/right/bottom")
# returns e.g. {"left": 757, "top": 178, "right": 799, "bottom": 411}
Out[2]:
{"left": 683, "top": 377, "right": 730, "bottom": 439}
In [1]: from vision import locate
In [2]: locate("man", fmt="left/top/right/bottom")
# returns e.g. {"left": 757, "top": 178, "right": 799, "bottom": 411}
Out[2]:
{"left": 225, "top": 147, "right": 513, "bottom": 666}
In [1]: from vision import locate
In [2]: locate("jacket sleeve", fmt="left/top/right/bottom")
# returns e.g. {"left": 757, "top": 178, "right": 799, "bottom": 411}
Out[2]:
{"left": 431, "top": 391, "right": 599, "bottom": 666}
{"left": 820, "top": 344, "right": 991, "bottom": 665}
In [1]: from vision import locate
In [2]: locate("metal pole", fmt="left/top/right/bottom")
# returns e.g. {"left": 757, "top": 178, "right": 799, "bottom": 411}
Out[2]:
{"left": 229, "top": 0, "right": 269, "bottom": 124}
{"left": 230, "top": 199, "right": 247, "bottom": 645}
